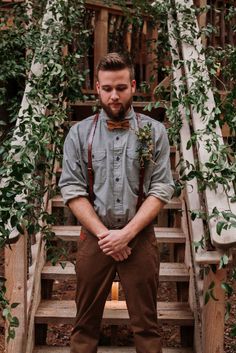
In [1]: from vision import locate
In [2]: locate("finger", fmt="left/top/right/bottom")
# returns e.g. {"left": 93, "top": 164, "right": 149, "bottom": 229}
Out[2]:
{"left": 111, "top": 254, "right": 121, "bottom": 261}
{"left": 112, "top": 253, "right": 122, "bottom": 261}
{"left": 98, "top": 238, "right": 111, "bottom": 246}
{"left": 97, "top": 231, "right": 110, "bottom": 239}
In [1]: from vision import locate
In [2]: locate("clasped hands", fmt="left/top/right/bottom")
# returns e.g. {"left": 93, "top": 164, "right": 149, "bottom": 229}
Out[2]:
{"left": 97, "top": 229, "right": 132, "bottom": 262}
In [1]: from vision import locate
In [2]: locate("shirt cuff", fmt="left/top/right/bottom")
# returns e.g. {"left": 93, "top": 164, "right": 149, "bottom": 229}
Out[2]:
{"left": 147, "top": 183, "right": 175, "bottom": 204}
{"left": 60, "top": 185, "right": 89, "bottom": 205}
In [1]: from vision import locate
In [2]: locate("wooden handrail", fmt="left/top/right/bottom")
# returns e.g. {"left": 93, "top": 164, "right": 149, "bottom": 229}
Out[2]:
{"left": 173, "top": 0, "right": 236, "bottom": 249}
{"left": 167, "top": 5, "right": 231, "bottom": 352}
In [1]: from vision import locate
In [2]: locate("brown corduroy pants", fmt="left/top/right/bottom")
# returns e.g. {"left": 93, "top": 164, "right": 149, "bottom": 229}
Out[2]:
{"left": 70, "top": 225, "right": 162, "bottom": 353}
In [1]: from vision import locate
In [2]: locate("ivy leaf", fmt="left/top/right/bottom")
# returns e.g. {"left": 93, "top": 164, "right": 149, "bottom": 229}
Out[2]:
{"left": 7, "top": 329, "right": 15, "bottom": 342}
{"left": 208, "top": 281, "right": 215, "bottom": 290}
{"left": 10, "top": 215, "right": 18, "bottom": 228}
{"left": 16, "top": 224, "right": 24, "bottom": 234}
{"left": 225, "top": 302, "right": 231, "bottom": 321}
{"left": 221, "top": 282, "right": 233, "bottom": 297}
{"left": 10, "top": 316, "right": 19, "bottom": 328}
{"left": 219, "top": 254, "right": 229, "bottom": 269}
{"left": 230, "top": 325, "right": 236, "bottom": 337}
{"left": 204, "top": 291, "right": 210, "bottom": 305}
{"left": 216, "top": 221, "right": 226, "bottom": 235}
{"left": 186, "top": 140, "right": 192, "bottom": 150}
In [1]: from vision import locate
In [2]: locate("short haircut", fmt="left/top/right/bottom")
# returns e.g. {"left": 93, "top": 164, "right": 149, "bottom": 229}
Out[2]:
{"left": 97, "top": 52, "right": 135, "bottom": 81}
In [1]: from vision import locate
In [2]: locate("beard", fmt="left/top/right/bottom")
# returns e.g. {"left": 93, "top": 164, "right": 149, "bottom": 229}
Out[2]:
{"left": 99, "top": 97, "right": 133, "bottom": 121}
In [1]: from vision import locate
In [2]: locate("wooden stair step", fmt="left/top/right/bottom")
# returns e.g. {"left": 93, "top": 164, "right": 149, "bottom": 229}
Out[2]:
{"left": 42, "top": 262, "right": 189, "bottom": 282}
{"left": 51, "top": 225, "right": 186, "bottom": 243}
{"left": 34, "top": 346, "right": 193, "bottom": 353}
{"left": 35, "top": 300, "right": 194, "bottom": 326}
{"left": 51, "top": 195, "right": 182, "bottom": 210}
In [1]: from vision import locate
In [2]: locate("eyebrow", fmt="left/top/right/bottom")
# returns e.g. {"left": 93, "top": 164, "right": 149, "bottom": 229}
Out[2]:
{"left": 101, "top": 84, "right": 128, "bottom": 89}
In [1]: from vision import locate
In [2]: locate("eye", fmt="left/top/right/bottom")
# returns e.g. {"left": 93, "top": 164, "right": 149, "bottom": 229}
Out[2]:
{"left": 101, "top": 86, "right": 112, "bottom": 92}
{"left": 116, "top": 85, "right": 128, "bottom": 91}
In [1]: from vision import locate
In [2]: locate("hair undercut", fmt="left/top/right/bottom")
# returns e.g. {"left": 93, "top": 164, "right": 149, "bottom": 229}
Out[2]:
{"left": 97, "top": 52, "right": 135, "bottom": 81}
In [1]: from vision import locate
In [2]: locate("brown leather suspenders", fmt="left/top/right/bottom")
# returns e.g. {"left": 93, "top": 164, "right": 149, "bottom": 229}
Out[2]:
{"left": 87, "top": 113, "right": 145, "bottom": 210}
{"left": 135, "top": 113, "right": 145, "bottom": 211}
{"left": 87, "top": 113, "right": 99, "bottom": 205}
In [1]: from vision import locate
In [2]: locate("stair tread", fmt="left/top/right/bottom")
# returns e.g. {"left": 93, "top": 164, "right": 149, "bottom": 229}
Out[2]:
{"left": 35, "top": 300, "right": 194, "bottom": 325}
{"left": 51, "top": 195, "right": 182, "bottom": 210}
{"left": 42, "top": 262, "right": 189, "bottom": 282}
{"left": 34, "top": 346, "right": 193, "bottom": 353}
{"left": 51, "top": 225, "right": 186, "bottom": 243}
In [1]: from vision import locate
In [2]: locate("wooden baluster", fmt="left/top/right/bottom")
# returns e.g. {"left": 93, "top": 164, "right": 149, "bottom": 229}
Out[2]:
{"left": 198, "top": 0, "right": 207, "bottom": 47}
{"left": 125, "top": 23, "right": 132, "bottom": 52}
{"left": 146, "top": 21, "right": 158, "bottom": 92}
{"left": 220, "top": 2, "right": 225, "bottom": 48}
{"left": 202, "top": 267, "right": 226, "bottom": 353}
{"left": 94, "top": 9, "right": 108, "bottom": 89}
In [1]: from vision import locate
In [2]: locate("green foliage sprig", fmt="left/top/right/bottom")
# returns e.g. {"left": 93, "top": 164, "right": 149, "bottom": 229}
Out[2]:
{"left": 135, "top": 123, "right": 154, "bottom": 166}
{"left": 0, "top": 277, "right": 19, "bottom": 341}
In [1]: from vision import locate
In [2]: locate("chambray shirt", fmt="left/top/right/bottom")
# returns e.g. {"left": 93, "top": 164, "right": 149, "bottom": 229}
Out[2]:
{"left": 59, "top": 107, "right": 175, "bottom": 228}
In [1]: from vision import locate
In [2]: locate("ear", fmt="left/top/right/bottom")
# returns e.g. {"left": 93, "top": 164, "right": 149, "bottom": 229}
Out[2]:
{"left": 96, "top": 81, "right": 100, "bottom": 94}
{"left": 131, "top": 79, "right": 136, "bottom": 93}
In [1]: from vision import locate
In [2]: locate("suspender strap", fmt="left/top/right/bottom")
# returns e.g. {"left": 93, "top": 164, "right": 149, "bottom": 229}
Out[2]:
{"left": 87, "top": 113, "right": 99, "bottom": 205}
{"left": 135, "top": 113, "right": 145, "bottom": 211}
{"left": 87, "top": 112, "right": 146, "bottom": 210}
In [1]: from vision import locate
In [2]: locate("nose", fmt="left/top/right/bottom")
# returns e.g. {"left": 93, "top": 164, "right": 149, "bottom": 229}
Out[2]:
{"left": 110, "top": 89, "right": 119, "bottom": 100}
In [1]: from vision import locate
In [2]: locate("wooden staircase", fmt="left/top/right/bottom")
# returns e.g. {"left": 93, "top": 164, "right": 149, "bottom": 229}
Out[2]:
{"left": 3, "top": 1, "right": 235, "bottom": 353}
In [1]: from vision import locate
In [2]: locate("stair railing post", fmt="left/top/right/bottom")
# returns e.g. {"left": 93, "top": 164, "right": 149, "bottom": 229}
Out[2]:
{"left": 202, "top": 267, "right": 226, "bottom": 353}
{"left": 5, "top": 231, "right": 27, "bottom": 353}
{"left": 93, "top": 8, "right": 108, "bottom": 89}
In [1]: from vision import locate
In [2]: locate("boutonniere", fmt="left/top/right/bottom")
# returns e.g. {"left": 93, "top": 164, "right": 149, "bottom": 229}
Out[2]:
{"left": 135, "top": 123, "right": 154, "bottom": 167}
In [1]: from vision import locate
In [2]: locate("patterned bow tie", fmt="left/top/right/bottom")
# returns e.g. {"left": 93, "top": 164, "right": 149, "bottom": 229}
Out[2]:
{"left": 106, "top": 119, "right": 130, "bottom": 131}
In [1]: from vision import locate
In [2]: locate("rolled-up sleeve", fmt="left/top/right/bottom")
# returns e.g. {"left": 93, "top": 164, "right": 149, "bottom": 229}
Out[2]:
{"left": 147, "top": 124, "right": 175, "bottom": 203}
{"left": 59, "top": 127, "right": 88, "bottom": 205}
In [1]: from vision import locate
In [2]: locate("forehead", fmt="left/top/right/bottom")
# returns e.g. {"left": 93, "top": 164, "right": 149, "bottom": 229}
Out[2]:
{"left": 97, "top": 68, "right": 131, "bottom": 84}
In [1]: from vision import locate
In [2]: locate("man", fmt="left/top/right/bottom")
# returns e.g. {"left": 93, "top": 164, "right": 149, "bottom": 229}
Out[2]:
{"left": 59, "top": 52, "right": 174, "bottom": 353}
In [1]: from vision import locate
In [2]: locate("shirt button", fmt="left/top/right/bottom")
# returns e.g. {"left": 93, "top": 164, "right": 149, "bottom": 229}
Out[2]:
{"left": 115, "top": 177, "right": 119, "bottom": 182}
{"left": 116, "top": 198, "right": 120, "bottom": 203}
{"left": 116, "top": 136, "right": 119, "bottom": 141}
{"left": 116, "top": 156, "right": 120, "bottom": 161}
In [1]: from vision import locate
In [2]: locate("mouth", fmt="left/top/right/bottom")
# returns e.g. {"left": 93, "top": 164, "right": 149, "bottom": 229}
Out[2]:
{"left": 110, "top": 103, "right": 121, "bottom": 108}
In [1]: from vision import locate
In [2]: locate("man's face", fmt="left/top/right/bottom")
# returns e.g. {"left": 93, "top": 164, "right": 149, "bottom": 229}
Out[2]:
{"left": 96, "top": 68, "right": 136, "bottom": 120}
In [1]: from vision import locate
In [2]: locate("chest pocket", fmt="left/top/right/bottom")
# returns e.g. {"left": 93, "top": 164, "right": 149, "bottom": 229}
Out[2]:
{"left": 126, "top": 149, "right": 154, "bottom": 192}
{"left": 92, "top": 150, "right": 106, "bottom": 184}
{"left": 83, "top": 149, "right": 106, "bottom": 185}
{"left": 126, "top": 149, "right": 140, "bottom": 183}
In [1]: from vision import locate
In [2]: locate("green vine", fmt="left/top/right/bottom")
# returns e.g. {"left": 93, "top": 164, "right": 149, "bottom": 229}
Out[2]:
{"left": 0, "top": 0, "right": 236, "bottom": 347}
{"left": 0, "top": 0, "right": 90, "bottom": 339}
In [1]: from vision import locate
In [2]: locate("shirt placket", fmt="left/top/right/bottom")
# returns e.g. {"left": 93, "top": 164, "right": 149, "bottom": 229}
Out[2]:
{"left": 113, "top": 133, "right": 123, "bottom": 216}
